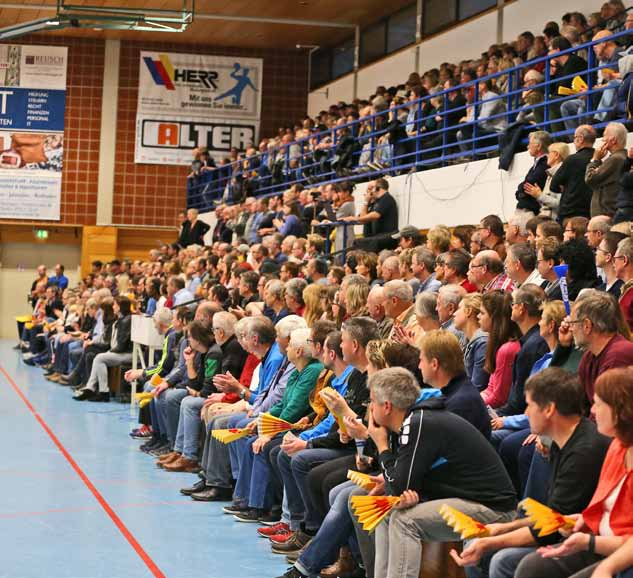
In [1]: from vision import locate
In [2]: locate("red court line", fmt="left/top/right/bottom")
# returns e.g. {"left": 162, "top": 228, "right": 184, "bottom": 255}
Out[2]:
{"left": 0, "top": 365, "right": 166, "bottom": 578}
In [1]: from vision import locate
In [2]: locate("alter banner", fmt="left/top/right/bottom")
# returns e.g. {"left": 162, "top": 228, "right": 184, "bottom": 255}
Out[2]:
{"left": 0, "top": 44, "right": 67, "bottom": 221}
{"left": 135, "top": 51, "right": 263, "bottom": 165}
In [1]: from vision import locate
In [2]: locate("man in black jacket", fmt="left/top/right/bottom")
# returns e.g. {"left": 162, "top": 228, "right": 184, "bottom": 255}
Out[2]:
{"left": 451, "top": 368, "right": 610, "bottom": 578}
{"left": 515, "top": 131, "right": 551, "bottom": 215}
{"left": 367, "top": 367, "right": 517, "bottom": 578}
{"left": 548, "top": 124, "right": 596, "bottom": 221}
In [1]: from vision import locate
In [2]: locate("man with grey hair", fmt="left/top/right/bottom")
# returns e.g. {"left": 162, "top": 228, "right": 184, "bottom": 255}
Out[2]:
{"left": 559, "top": 289, "right": 633, "bottom": 405}
{"left": 381, "top": 255, "right": 401, "bottom": 283}
{"left": 411, "top": 246, "right": 441, "bottom": 295}
{"left": 516, "top": 130, "right": 552, "bottom": 215}
{"left": 586, "top": 122, "right": 629, "bottom": 217}
{"left": 436, "top": 284, "right": 467, "bottom": 348}
{"left": 549, "top": 124, "right": 595, "bottom": 221}
{"left": 383, "top": 280, "right": 418, "bottom": 341}
{"left": 585, "top": 215, "right": 612, "bottom": 249}
{"left": 505, "top": 212, "right": 530, "bottom": 245}
{"left": 614, "top": 237, "right": 633, "bottom": 331}
{"left": 367, "top": 285, "right": 394, "bottom": 339}
{"left": 504, "top": 243, "right": 544, "bottom": 288}
{"left": 285, "top": 278, "right": 307, "bottom": 316}
{"left": 368, "top": 367, "right": 516, "bottom": 578}
{"left": 415, "top": 292, "right": 441, "bottom": 333}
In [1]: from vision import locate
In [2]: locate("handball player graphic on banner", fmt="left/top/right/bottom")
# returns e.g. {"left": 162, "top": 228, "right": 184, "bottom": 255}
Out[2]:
{"left": 135, "top": 51, "right": 263, "bottom": 165}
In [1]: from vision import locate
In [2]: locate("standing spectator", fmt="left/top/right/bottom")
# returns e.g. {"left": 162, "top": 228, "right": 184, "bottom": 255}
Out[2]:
{"left": 516, "top": 131, "right": 552, "bottom": 215}
{"left": 586, "top": 122, "right": 629, "bottom": 217}
{"left": 48, "top": 264, "right": 68, "bottom": 291}
{"left": 547, "top": 125, "right": 596, "bottom": 221}
{"left": 178, "top": 208, "right": 210, "bottom": 247}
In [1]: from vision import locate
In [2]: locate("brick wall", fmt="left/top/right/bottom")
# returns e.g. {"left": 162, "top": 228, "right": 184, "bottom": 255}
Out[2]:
{"left": 4, "top": 36, "right": 308, "bottom": 227}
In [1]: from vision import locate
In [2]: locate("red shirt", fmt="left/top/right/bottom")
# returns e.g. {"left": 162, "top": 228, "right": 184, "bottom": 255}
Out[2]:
{"left": 460, "top": 279, "right": 478, "bottom": 293}
{"left": 579, "top": 334, "right": 633, "bottom": 406}
{"left": 619, "top": 284, "right": 633, "bottom": 332}
{"left": 221, "top": 352, "right": 260, "bottom": 404}
{"left": 583, "top": 439, "right": 633, "bottom": 537}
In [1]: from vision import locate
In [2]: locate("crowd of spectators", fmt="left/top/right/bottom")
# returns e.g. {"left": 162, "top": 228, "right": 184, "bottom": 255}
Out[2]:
{"left": 14, "top": 3, "right": 633, "bottom": 578}
{"left": 17, "top": 162, "right": 633, "bottom": 577}
{"left": 188, "top": 0, "right": 633, "bottom": 207}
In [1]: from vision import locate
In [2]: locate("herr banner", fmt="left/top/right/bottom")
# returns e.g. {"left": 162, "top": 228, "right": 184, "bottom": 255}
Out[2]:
{"left": 0, "top": 45, "right": 67, "bottom": 221}
{"left": 135, "top": 51, "right": 263, "bottom": 165}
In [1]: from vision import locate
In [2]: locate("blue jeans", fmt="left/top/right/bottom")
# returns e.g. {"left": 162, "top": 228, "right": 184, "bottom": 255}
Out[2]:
{"left": 489, "top": 547, "right": 537, "bottom": 578}
{"left": 163, "top": 388, "right": 188, "bottom": 445}
{"left": 278, "top": 447, "right": 349, "bottom": 532}
{"left": 618, "top": 569, "right": 633, "bottom": 578}
{"left": 173, "top": 395, "right": 205, "bottom": 460}
{"left": 228, "top": 414, "right": 255, "bottom": 479}
{"left": 523, "top": 450, "right": 551, "bottom": 502}
{"left": 296, "top": 481, "right": 364, "bottom": 576}
{"left": 233, "top": 435, "right": 257, "bottom": 505}
{"left": 248, "top": 434, "right": 284, "bottom": 509}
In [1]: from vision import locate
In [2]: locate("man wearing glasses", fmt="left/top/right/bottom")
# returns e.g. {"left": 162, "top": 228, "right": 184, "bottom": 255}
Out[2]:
{"left": 558, "top": 289, "right": 633, "bottom": 407}
{"left": 614, "top": 237, "right": 633, "bottom": 331}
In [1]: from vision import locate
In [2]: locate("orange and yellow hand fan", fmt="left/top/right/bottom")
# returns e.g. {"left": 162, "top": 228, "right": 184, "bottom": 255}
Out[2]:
{"left": 519, "top": 498, "right": 576, "bottom": 537}
{"left": 558, "top": 75, "right": 588, "bottom": 96}
{"left": 439, "top": 505, "right": 490, "bottom": 539}
{"left": 350, "top": 495, "right": 400, "bottom": 532}
{"left": 149, "top": 374, "right": 163, "bottom": 387}
{"left": 320, "top": 387, "right": 348, "bottom": 434}
{"left": 347, "top": 470, "right": 377, "bottom": 491}
{"left": 212, "top": 428, "right": 251, "bottom": 444}
{"left": 257, "top": 413, "right": 294, "bottom": 437}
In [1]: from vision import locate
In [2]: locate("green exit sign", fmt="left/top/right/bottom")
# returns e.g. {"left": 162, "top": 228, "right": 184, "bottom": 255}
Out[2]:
{"left": 35, "top": 229, "right": 49, "bottom": 240}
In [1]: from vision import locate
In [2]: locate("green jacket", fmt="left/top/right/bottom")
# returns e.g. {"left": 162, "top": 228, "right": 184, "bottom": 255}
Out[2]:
{"left": 269, "top": 359, "right": 323, "bottom": 423}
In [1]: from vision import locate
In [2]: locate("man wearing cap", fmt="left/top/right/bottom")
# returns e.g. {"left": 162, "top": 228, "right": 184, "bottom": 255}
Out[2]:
{"left": 393, "top": 226, "right": 423, "bottom": 253}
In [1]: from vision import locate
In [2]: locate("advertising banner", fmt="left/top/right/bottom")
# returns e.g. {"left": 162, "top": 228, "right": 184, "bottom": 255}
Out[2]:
{"left": 135, "top": 51, "right": 262, "bottom": 165}
{"left": 0, "top": 44, "right": 67, "bottom": 221}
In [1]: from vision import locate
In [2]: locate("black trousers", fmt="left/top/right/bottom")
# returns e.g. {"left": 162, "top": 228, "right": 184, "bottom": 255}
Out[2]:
{"left": 307, "top": 454, "right": 356, "bottom": 520}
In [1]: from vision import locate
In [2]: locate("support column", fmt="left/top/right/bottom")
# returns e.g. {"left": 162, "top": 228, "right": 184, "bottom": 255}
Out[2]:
{"left": 496, "top": 0, "right": 505, "bottom": 44}
{"left": 96, "top": 39, "right": 120, "bottom": 226}
{"left": 353, "top": 26, "right": 360, "bottom": 99}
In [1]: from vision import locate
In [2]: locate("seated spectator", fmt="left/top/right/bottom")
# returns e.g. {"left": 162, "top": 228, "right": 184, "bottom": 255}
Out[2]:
{"left": 453, "top": 367, "right": 611, "bottom": 577}
{"left": 514, "top": 367, "right": 633, "bottom": 578}
{"left": 453, "top": 293, "right": 490, "bottom": 390}
{"left": 383, "top": 280, "right": 418, "bottom": 342}
{"left": 479, "top": 215, "right": 507, "bottom": 260}
{"left": 536, "top": 237, "right": 563, "bottom": 299}
{"left": 370, "top": 367, "right": 516, "bottom": 578}
{"left": 505, "top": 243, "right": 546, "bottom": 289}
{"left": 367, "top": 286, "right": 394, "bottom": 340}
{"left": 505, "top": 212, "right": 531, "bottom": 246}
{"left": 411, "top": 246, "right": 441, "bottom": 295}
{"left": 285, "top": 278, "right": 307, "bottom": 316}
{"left": 564, "top": 216, "right": 590, "bottom": 242}
{"left": 558, "top": 239, "right": 602, "bottom": 300}
{"left": 614, "top": 237, "right": 633, "bottom": 330}
{"left": 426, "top": 225, "right": 452, "bottom": 257}
{"left": 450, "top": 225, "right": 476, "bottom": 252}
{"left": 479, "top": 290, "right": 521, "bottom": 408}
{"left": 436, "top": 284, "right": 467, "bottom": 347}
{"left": 558, "top": 289, "right": 633, "bottom": 408}
{"left": 534, "top": 218, "right": 563, "bottom": 243}
{"left": 73, "top": 296, "right": 133, "bottom": 402}
{"left": 586, "top": 122, "right": 629, "bottom": 218}
{"left": 444, "top": 249, "right": 478, "bottom": 292}
{"left": 468, "top": 250, "right": 515, "bottom": 293}
{"left": 597, "top": 231, "right": 627, "bottom": 298}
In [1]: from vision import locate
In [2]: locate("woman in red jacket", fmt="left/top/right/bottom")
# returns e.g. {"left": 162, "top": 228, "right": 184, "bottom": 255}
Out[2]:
{"left": 515, "top": 367, "right": 633, "bottom": 578}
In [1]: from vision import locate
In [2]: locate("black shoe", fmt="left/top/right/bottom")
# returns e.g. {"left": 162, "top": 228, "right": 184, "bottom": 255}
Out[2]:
{"left": 149, "top": 444, "right": 171, "bottom": 457}
{"left": 73, "top": 389, "right": 95, "bottom": 401}
{"left": 222, "top": 503, "right": 249, "bottom": 515}
{"left": 192, "top": 486, "right": 233, "bottom": 502}
{"left": 234, "top": 508, "right": 265, "bottom": 523}
{"left": 140, "top": 437, "right": 162, "bottom": 453}
{"left": 180, "top": 479, "right": 207, "bottom": 496}
{"left": 88, "top": 392, "right": 110, "bottom": 402}
{"left": 259, "top": 509, "right": 281, "bottom": 525}
{"left": 42, "top": 364, "right": 54, "bottom": 373}
{"left": 276, "top": 567, "right": 306, "bottom": 578}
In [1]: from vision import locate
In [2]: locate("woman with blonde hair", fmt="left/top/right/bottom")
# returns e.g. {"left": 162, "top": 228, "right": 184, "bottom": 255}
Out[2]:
{"left": 302, "top": 284, "right": 325, "bottom": 328}
{"left": 365, "top": 339, "right": 388, "bottom": 374}
{"left": 345, "top": 282, "right": 369, "bottom": 318}
{"left": 454, "top": 293, "right": 490, "bottom": 390}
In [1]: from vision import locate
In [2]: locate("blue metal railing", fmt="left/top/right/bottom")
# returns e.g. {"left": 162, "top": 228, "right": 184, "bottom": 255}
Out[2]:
{"left": 187, "top": 28, "right": 633, "bottom": 211}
